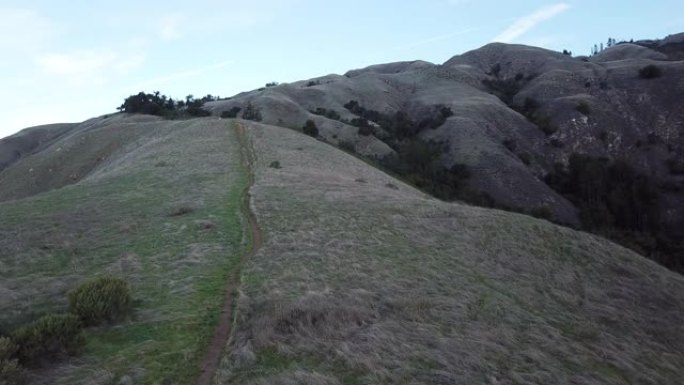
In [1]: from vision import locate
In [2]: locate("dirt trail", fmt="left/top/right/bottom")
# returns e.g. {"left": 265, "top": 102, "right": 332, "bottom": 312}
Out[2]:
{"left": 195, "top": 122, "right": 262, "bottom": 385}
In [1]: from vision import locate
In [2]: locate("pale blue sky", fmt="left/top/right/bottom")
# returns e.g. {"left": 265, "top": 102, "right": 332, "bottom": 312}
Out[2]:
{"left": 1, "top": 0, "right": 682, "bottom": 138}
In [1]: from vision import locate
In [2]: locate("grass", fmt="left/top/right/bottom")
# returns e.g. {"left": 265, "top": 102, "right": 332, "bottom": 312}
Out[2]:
{"left": 0, "top": 118, "right": 248, "bottom": 384}
{"left": 214, "top": 122, "right": 684, "bottom": 385}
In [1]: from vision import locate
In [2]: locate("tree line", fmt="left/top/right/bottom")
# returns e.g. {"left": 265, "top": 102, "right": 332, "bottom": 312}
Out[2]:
{"left": 117, "top": 91, "right": 218, "bottom": 118}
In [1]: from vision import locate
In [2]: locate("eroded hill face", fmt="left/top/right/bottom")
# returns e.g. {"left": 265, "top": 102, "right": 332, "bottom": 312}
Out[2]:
{"left": 203, "top": 36, "right": 684, "bottom": 244}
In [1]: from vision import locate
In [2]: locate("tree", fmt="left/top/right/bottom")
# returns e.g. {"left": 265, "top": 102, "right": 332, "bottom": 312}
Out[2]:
{"left": 242, "top": 103, "right": 263, "bottom": 121}
{"left": 639, "top": 64, "right": 662, "bottom": 79}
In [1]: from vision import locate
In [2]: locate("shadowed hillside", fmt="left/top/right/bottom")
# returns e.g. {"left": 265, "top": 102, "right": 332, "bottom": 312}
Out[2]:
{"left": 215, "top": 121, "right": 684, "bottom": 385}
{"left": 201, "top": 33, "right": 684, "bottom": 272}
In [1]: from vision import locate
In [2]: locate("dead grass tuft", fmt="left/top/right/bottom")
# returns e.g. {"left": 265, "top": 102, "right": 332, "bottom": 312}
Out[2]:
{"left": 195, "top": 219, "right": 217, "bottom": 230}
{"left": 169, "top": 205, "right": 194, "bottom": 217}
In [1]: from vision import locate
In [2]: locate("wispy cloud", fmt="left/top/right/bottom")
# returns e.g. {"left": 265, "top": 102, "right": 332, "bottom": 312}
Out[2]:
{"left": 122, "top": 59, "right": 234, "bottom": 92}
{"left": 492, "top": 3, "right": 571, "bottom": 43}
{"left": 158, "top": 14, "right": 184, "bottom": 41}
{"left": 0, "top": 7, "right": 60, "bottom": 54}
{"left": 394, "top": 27, "right": 480, "bottom": 51}
{"left": 36, "top": 49, "right": 145, "bottom": 85}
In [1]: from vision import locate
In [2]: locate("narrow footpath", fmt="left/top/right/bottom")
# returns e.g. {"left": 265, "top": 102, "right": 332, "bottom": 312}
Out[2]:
{"left": 195, "top": 122, "right": 262, "bottom": 385}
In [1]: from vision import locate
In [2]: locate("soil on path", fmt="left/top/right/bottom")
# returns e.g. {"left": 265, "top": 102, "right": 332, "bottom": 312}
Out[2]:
{"left": 195, "top": 122, "right": 262, "bottom": 385}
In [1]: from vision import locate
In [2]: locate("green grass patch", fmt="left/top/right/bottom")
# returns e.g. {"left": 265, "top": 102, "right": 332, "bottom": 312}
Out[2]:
{"left": 0, "top": 121, "right": 248, "bottom": 384}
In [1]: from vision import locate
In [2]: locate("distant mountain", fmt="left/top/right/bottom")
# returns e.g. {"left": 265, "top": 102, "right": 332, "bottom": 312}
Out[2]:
{"left": 2, "top": 34, "right": 683, "bottom": 271}
{"left": 201, "top": 33, "right": 684, "bottom": 271}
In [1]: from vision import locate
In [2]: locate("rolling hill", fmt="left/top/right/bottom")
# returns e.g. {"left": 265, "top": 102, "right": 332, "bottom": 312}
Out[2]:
{"left": 1, "top": 34, "right": 684, "bottom": 385}
{"left": 202, "top": 33, "right": 684, "bottom": 271}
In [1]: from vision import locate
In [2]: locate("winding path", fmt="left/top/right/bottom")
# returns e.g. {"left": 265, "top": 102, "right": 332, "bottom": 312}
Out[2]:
{"left": 195, "top": 122, "right": 262, "bottom": 385}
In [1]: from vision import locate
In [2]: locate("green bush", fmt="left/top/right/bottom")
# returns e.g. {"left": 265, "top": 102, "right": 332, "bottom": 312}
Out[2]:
{"left": 666, "top": 157, "right": 684, "bottom": 174}
{"left": 221, "top": 107, "right": 242, "bottom": 119}
{"left": 302, "top": 120, "right": 319, "bottom": 137}
{"left": 639, "top": 64, "right": 662, "bottom": 79}
{"left": 518, "top": 152, "right": 532, "bottom": 165}
{"left": 535, "top": 115, "right": 558, "bottom": 135}
{"left": 68, "top": 277, "right": 132, "bottom": 326}
{"left": 0, "top": 358, "right": 24, "bottom": 385}
{"left": 0, "top": 337, "right": 17, "bottom": 361}
{"left": 575, "top": 100, "right": 591, "bottom": 115}
{"left": 242, "top": 103, "right": 263, "bottom": 121}
{"left": 11, "top": 314, "right": 84, "bottom": 364}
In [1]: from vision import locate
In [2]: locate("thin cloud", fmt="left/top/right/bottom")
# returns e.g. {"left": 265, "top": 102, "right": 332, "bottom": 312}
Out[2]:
{"left": 394, "top": 27, "right": 480, "bottom": 50}
{"left": 36, "top": 49, "right": 145, "bottom": 85}
{"left": 492, "top": 3, "right": 571, "bottom": 43}
{"left": 158, "top": 14, "right": 184, "bottom": 41}
{"left": 0, "top": 7, "right": 60, "bottom": 53}
{"left": 122, "top": 59, "right": 234, "bottom": 92}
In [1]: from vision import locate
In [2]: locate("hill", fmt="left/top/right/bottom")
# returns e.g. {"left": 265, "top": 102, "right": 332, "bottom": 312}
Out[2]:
{"left": 0, "top": 116, "right": 248, "bottom": 384}
{"left": 0, "top": 115, "right": 682, "bottom": 384}
{"left": 201, "top": 34, "right": 684, "bottom": 272}
{"left": 1, "top": 34, "right": 683, "bottom": 385}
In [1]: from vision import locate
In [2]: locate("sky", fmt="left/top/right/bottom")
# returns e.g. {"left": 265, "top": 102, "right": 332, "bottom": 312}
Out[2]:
{"left": 1, "top": 0, "right": 683, "bottom": 139}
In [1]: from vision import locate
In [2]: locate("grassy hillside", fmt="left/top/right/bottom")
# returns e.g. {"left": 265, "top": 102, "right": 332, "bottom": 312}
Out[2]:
{"left": 2, "top": 115, "right": 683, "bottom": 385}
{"left": 202, "top": 38, "right": 684, "bottom": 272}
{"left": 216, "top": 122, "right": 684, "bottom": 385}
{"left": 0, "top": 117, "right": 248, "bottom": 384}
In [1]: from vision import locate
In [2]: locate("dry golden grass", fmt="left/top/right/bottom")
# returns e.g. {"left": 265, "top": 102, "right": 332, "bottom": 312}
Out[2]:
{"left": 215, "top": 122, "right": 684, "bottom": 385}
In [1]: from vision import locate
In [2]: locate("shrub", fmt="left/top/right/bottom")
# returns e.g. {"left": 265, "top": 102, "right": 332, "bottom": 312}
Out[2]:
{"left": 302, "top": 120, "right": 319, "bottom": 137}
{"left": 68, "top": 277, "right": 132, "bottom": 326}
{"left": 598, "top": 130, "right": 608, "bottom": 142}
{"left": 185, "top": 106, "right": 211, "bottom": 117}
{"left": 666, "top": 157, "right": 684, "bottom": 174}
{"left": 242, "top": 103, "right": 262, "bottom": 121}
{"left": 169, "top": 206, "right": 194, "bottom": 217}
{"left": 220, "top": 107, "right": 241, "bottom": 118}
{"left": 536, "top": 115, "right": 558, "bottom": 135}
{"left": 338, "top": 141, "right": 355, "bottom": 152}
{"left": 310, "top": 108, "right": 340, "bottom": 120}
{"left": 575, "top": 100, "right": 591, "bottom": 115}
{"left": 518, "top": 152, "right": 532, "bottom": 165}
{"left": 0, "top": 337, "right": 17, "bottom": 360}
{"left": 529, "top": 206, "right": 553, "bottom": 220}
{"left": 481, "top": 77, "right": 523, "bottom": 105}
{"left": 0, "top": 358, "right": 24, "bottom": 385}
{"left": 269, "top": 161, "right": 281, "bottom": 169}
{"left": 12, "top": 314, "right": 84, "bottom": 364}
{"left": 639, "top": 64, "right": 662, "bottom": 79}
{"left": 502, "top": 139, "right": 517, "bottom": 152}
{"left": 550, "top": 138, "right": 564, "bottom": 148}
{"left": 357, "top": 126, "right": 373, "bottom": 136}
{"left": 306, "top": 81, "right": 320, "bottom": 87}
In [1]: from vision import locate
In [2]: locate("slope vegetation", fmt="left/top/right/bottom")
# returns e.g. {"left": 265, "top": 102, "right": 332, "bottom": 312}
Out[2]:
{"left": 203, "top": 36, "right": 684, "bottom": 271}
{"left": 215, "top": 121, "right": 684, "bottom": 385}
{"left": 0, "top": 116, "right": 248, "bottom": 384}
